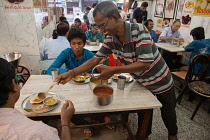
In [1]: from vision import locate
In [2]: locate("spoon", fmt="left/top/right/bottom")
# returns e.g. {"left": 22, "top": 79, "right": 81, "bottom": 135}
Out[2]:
{"left": 38, "top": 81, "right": 58, "bottom": 100}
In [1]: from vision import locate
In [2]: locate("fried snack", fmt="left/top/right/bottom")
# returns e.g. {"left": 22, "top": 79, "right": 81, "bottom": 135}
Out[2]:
{"left": 30, "top": 96, "right": 43, "bottom": 104}
{"left": 82, "top": 73, "right": 91, "bottom": 78}
{"left": 126, "top": 77, "right": 130, "bottom": 82}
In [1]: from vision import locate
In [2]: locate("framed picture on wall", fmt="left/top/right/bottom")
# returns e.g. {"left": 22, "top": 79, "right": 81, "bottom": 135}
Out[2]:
{"left": 154, "top": 0, "right": 165, "bottom": 18}
{"left": 175, "top": 0, "right": 185, "bottom": 19}
{"left": 164, "top": 0, "right": 176, "bottom": 19}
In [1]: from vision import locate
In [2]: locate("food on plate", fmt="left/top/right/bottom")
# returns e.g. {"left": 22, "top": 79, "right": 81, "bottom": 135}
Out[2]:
{"left": 43, "top": 97, "right": 58, "bottom": 105}
{"left": 82, "top": 72, "right": 91, "bottom": 78}
{"left": 33, "top": 106, "right": 50, "bottom": 112}
{"left": 112, "top": 75, "right": 131, "bottom": 82}
{"left": 30, "top": 96, "right": 43, "bottom": 104}
{"left": 24, "top": 108, "right": 32, "bottom": 112}
{"left": 185, "top": 1, "right": 194, "bottom": 9}
{"left": 90, "top": 42, "right": 97, "bottom": 45}
{"left": 126, "top": 77, "right": 130, "bottom": 82}
{"left": 74, "top": 76, "right": 85, "bottom": 82}
{"left": 112, "top": 75, "right": 118, "bottom": 80}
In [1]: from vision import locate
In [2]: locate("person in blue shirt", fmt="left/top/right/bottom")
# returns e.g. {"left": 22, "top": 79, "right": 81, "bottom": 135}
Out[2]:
{"left": 46, "top": 27, "right": 95, "bottom": 75}
{"left": 85, "top": 24, "right": 103, "bottom": 45}
{"left": 158, "top": 20, "right": 184, "bottom": 69}
{"left": 185, "top": 27, "right": 210, "bottom": 74}
{"left": 144, "top": 19, "right": 157, "bottom": 42}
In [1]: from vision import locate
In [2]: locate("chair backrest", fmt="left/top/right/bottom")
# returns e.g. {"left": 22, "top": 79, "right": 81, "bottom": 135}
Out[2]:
{"left": 38, "top": 59, "right": 66, "bottom": 74}
{"left": 185, "top": 54, "right": 210, "bottom": 83}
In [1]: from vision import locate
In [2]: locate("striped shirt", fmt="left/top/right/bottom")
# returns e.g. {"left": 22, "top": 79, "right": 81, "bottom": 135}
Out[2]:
{"left": 95, "top": 22, "right": 173, "bottom": 94}
{"left": 0, "top": 108, "right": 60, "bottom": 140}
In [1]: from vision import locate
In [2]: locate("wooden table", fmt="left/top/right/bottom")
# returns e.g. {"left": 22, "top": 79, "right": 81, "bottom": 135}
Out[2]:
{"left": 15, "top": 75, "right": 162, "bottom": 140}
{"left": 84, "top": 43, "right": 102, "bottom": 52}
{"left": 156, "top": 43, "right": 185, "bottom": 52}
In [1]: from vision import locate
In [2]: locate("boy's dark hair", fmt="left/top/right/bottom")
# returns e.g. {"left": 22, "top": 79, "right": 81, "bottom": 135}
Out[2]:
{"left": 61, "top": 21, "right": 69, "bottom": 25}
{"left": 92, "top": 3, "right": 97, "bottom": 8}
{"left": 118, "top": 7, "right": 122, "bottom": 10}
{"left": 0, "top": 58, "right": 15, "bottom": 106}
{"left": 56, "top": 22, "right": 69, "bottom": 36}
{"left": 59, "top": 16, "right": 67, "bottom": 22}
{"left": 67, "top": 27, "right": 86, "bottom": 44}
{"left": 52, "top": 29, "right": 58, "bottom": 39}
{"left": 141, "top": 2, "right": 148, "bottom": 7}
{"left": 144, "top": 19, "right": 153, "bottom": 26}
{"left": 190, "top": 27, "right": 205, "bottom": 40}
{"left": 74, "top": 18, "right": 81, "bottom": 23}
{"left": 86, "top": 6, "right": 91, "bottom": 11}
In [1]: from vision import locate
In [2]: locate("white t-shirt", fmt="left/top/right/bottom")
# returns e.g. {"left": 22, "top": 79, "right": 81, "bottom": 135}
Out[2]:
{"left": 88, "top": 8, "right": 95, "bottom": 24}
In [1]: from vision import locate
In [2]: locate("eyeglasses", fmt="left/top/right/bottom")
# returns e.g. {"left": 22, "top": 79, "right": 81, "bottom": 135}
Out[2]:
{"left": 96, "top": 18, "right": 110, "bottom": 30}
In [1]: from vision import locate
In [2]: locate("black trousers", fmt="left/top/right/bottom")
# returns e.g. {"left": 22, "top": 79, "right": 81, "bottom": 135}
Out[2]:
{"left": 138, "top": 87, "right": 178, "bottom": 136}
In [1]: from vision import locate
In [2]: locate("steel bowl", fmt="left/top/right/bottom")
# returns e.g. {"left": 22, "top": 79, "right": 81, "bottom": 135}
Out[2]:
{"left": 89, "top": 74, "right": 108, "bottom": 90}
{"left": 93, "top": 85, "right": 113, "bottom": 106}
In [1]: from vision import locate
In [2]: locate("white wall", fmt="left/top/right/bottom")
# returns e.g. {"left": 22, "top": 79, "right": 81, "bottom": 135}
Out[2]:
{"left": 0, "top": 0, "right": 40, "bottom": 74}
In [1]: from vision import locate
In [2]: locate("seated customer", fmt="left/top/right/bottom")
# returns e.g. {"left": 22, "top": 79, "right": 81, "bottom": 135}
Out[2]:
{"left": 46, "top": 27, "right": 94, "bottom": 75}
{"left": 185, "top": 27, "right": 210, "bottom": 74}
{"left": 0, "top": 58, "right": 75, "bottom": 140}
{"left": 158, "top": 20, "right": 184, "bottom": 69}
{"left": 144, "top": 19, "right": 157, "bottom": 42}
{"left": 85, "top": 24, "right": 103, "bottom": 45}
{"left": 71, "top": 18, "right": 88, "bottom": 32}
{"left": 158, "top": 20, "right": 184, "bottom": 43}
{"left": 43, "top": 22, "right": 70, "bottom": 60}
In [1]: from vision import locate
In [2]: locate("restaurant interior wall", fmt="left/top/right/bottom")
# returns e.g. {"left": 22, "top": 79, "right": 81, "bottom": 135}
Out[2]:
{"left": 149, "top": 0, "right": 210, "bottom": 42}
{"left": 0, "top": 0, "right": 41, "bottom": 74}
{"left": 148, "top": 0, "right": 210, "bottom": 64}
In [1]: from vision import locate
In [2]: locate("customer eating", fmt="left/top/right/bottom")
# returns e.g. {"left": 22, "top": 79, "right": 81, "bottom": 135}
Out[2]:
{"left": 158, "top": 20, "right": 184, "bottom": 43}
{"left": 71, "top": 18, "right": 88, "bottom": 32}
{"left": 158, "top": 20, "right": 184, "bottom": 69}
{"left": 85, "top": 24, "right": 103, "bottom": 45}
{"left": 0, "top": 58, "right": 75, "bottom": 140}
{"left": 57, "top": 1, "right": 178, "bottom": 140}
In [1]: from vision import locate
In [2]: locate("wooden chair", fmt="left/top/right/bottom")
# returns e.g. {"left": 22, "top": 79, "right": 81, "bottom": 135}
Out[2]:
{"left": 175, "top": 54, "right": 210, "bottom": 120}
{"left": 176, "top": 54, "right": 210, "bottom": 104}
